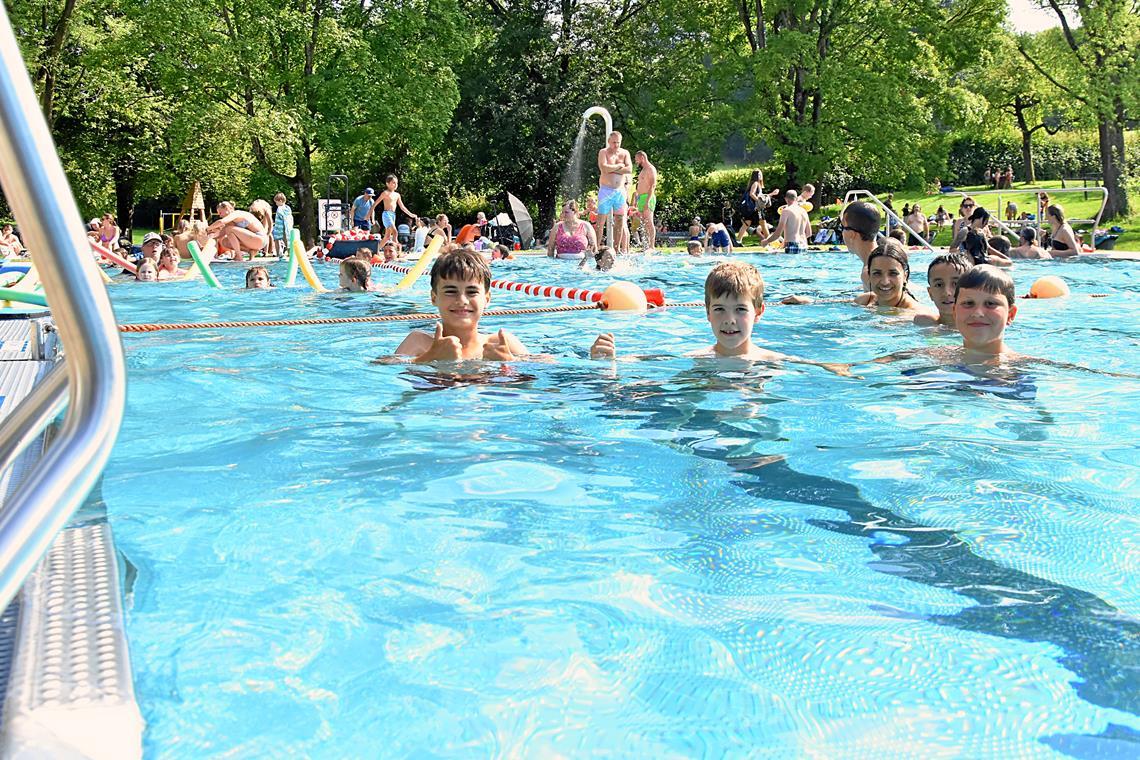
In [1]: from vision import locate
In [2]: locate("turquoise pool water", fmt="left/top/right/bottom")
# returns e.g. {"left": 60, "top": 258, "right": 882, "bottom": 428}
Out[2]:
{"left": 100, "top": 253, "right": 1140, "bottom": 757}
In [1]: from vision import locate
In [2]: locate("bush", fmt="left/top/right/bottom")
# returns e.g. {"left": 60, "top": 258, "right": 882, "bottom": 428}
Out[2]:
{"left": 946, "top": 131, "right": 1139, "bottom": 185}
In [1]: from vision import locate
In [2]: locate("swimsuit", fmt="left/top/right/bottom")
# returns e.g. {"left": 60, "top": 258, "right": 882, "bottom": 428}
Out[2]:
{"left": 784, "top": 242, "right": 804, "bottom": 254}
{"left": 1052, "top": 239, "right": 1071, "bottom": 252}
{"left": 636, "top": 193, "right": 656, "bottom": 213}
{"left": 381, "top": 210, "right": 396, "bottom": 229}
{"left": 554, "top": 221, "right": 589, "bottom": 259}
{"left": 597, "top": 185, "right": 627, "bottom": 216}
{"left": 710, "top": 229, "right": 730, "bottom": 248}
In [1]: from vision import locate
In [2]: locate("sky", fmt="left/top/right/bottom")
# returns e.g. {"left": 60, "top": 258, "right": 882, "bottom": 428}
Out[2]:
{"left": 1006, "top": 0, "right": 1075, "bottom": 33}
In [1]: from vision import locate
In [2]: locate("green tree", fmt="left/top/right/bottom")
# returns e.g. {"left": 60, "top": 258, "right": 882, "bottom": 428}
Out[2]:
{"left": 151, "top": 0, "right": 463, "bottom": 243}
{"left": 1020, "top": 0, "right": 1139, "bottom": 217}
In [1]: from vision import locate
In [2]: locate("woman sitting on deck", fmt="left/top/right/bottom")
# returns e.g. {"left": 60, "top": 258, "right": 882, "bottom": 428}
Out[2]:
{"left": 208, "top": 201, "right": 271, "bottom": 261}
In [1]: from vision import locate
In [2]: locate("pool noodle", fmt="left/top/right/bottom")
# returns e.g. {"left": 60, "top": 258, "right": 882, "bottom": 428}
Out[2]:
{"left": 90, "top": 240, "right": 138, "bottom": 274}
{"left": 285, "top": 230, "right": 299, "bottom": 288}
{"left": 0, "top": 287, "right": 47, "bottom": 307}
{"left": 186, "top": 241, "right": 222, "bottom": 288}
{"left": 393, "top": 234, "right": 444, "bottom": 291}
{"left": 292, "top": 234, "right": 328, "bottom": 292}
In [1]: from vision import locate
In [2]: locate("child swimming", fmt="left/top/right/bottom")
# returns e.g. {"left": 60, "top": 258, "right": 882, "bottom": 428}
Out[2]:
{"left": 954, "top": 265, "right": 1019, "bottom": 360}
{"left": 591, "top": 261, "right": 849, "bottom": 373}
{"left": 339, "top": 258, "right": 373, "bottom": 292}
{"left": 245, "top": 265, "right": 272, "bottom": 289}
{"left": 135, "top": 260, "right": 158, "bottom": 282}
{"left": 393, "top": 249, "right": 528, "bottom": 363}
{"left": 914, "top": 253, "right": 972, "bottom": 327}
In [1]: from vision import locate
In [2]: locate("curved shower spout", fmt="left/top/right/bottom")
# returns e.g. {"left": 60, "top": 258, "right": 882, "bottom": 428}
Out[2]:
{"left": 582, "top": 106, "right": 612, "bottom": 137}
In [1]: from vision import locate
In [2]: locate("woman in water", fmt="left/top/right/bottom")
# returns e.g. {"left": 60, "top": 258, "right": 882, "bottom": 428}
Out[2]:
{"left": 1046, "top": 204, "right": 1080, "bottom": 258}
{"left": 1009, "top": 227, "right": 1050, "bottom": 259}
{"left": 854, "top": 240, "right": 921, "bottom": 311}
{"left": 949, "top": 197, "right": 976, "bottom": 252}
{"left": 546, "top": 200, "right": 597, "bottom": 260}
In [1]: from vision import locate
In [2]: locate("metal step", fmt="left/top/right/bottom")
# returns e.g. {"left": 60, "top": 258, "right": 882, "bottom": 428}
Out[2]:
{"left": 0, "top": 324, "right": 140, "bottom": 759}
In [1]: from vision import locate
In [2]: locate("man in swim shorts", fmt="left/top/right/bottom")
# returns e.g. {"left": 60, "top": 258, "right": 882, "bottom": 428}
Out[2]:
{"left": 761, "top": 190, "right": 811, "bottom": 253}
{"left": 634, "top": 150, "right": 658, "bottom": 252}
{"left": 351, "top": 187, "right": 375, "bottom": 231}
{"left": 595, "top": 131, "right": 632, "bottom": 252}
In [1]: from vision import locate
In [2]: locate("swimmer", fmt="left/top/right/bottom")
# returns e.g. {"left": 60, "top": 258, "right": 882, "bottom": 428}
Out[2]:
{"left": 376, "top": 174, "right": 416, "bottom": 250}
{"left": 854, "top": 239, "right": 921, "bottom": 310}
{"left": 955, "top": 265, "right": 1019, "bottom": 359}
{"left": 392, "top": 249, "right": 528, "bottom": 363}
{"left": 339, "top": 258, "right": 374, "bottom": 292}
{"left": 840, "top": 201, "right": 882, "bottom": 289}
{"left": 491, "top": 244, "right": 515, "bottom": 261}
{"left": 156, "top": 249, "right": 184, "bottom": 280}
{"left": 961, "top": 229, "right": 1012, "bottom": 267}
{"left": 914, "top": 253, "right": 972, "bottom": 327}
{"left": 245, "top": 265, "right": 272, "bottom": 289}
{"left": 687, "top": 240, "right": 704, "bottom": 257}
{"left": 1009, "top": 227, "right": 1050, "bottom": 259}
{"left": 591, "top": 261, "right": 850, "bottom": 374}
{"left": 135, "top": 260, "right": 158, "bottom": 282}
{"left": 594, "top": 131, "right": 632, "bottom": 251}
{"left": 1046, "top": 204, "right": 1080, "bottom": 258}
{"left": 581, "top": 246, "right": 615, "bottom": 271}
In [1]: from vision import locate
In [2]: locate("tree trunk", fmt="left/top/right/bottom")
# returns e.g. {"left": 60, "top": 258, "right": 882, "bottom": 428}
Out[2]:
{"left": 112, "top": 163, "right": 136, "bottom": 242}
{"left": 293, "top": 148, "right": 317, "bottom": 247}
{"left": 784, "top": 159, "right": 799, "bottom": 192}
{"left": 1098, "top": 110, "right": 1130, "bottom": 219}
{"left": 1020, "top": 130, "right": 1036, "bottom": 184}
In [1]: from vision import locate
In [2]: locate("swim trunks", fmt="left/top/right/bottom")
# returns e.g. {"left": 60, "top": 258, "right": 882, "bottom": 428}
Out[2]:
{"left": 636, "top": 193, "right": 656, "bottom": 213}
{"left": 784, "top": 242, "right": 804, "bottom": 254}
{"left": 711, "top": 230, "right": 730, "bottom": 248}
{"left": 353, "top": 218, "right": 371, "bottom": 230}
{"left": 597, "top": 185, "right": 627, "bottom": 216}
{"left": 381, "top": 210, "right": 396, "bottom": 229}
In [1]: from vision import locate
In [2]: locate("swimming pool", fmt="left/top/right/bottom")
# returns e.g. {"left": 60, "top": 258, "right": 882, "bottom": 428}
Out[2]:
{"left": 99, "top": 252, "right": 1139, "bottom": 756}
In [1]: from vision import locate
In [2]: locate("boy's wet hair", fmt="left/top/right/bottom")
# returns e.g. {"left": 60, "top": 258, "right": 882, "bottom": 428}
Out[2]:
{"left": 926, "top": 253, "right": 971, "bottom": 282}
{"left": 955, "top": 264, "right": 1015, "bottom": 306}
{"left": 888, "top": 228, "right": 906, "bottom": 243}
{"left": 430, "top": 249, "right": 491, "bottom": 291}
{"left": 704, "top": 261, "right": 765, "bottom": 309}
{"left": 355, "top": 247, "right": 374, "bottom": 259}
{"left": 595, "top": 246, "right": 616, "bottom": 271}
{"left": 244, "top": 265, "right": 271, "bottom": 287}
{"left": 843, "top": 201, "right": 881, "bottom": 241}
{"left": 686, "top": 240, "right": 703, "bottom": 254}
{"left": 340, "top": 258, "right": 371, "bottom": 286}
{"left": 866, "top": 238, "right": 911, "bottom": 282}
{"left": 1019, "top": 226, "right": 1037, "bottom": 243}
{"left": 988, "top": 236, "right": 1011, "bottom": 255}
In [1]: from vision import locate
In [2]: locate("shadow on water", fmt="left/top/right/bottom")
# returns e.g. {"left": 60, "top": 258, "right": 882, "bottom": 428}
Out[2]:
{"left": 579, "top": 361, "right": 1140, "bottom": 733}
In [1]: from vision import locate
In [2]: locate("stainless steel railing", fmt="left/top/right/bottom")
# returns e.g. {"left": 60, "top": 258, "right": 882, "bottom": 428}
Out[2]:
{"left": 843, "top": 190, "right": 936, "bottom": 252}
{"left": 0, "top": 4, "right": 126, "bottom": 609}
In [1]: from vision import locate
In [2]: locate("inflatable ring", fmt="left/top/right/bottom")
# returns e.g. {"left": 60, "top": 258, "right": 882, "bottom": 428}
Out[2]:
{"left": 776, "top": 202, "right": 813, "bottom": 214}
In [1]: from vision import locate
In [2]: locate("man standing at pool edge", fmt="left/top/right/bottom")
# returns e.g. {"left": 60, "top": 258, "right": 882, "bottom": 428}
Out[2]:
{"left": 351, "top": 187, "right": 375, "bottom": 231}
{"left": 596, "top": 131, "right": 632, "bottom": 252}
{"left": 634, "top": 150, "right": 658, "bottom": 253}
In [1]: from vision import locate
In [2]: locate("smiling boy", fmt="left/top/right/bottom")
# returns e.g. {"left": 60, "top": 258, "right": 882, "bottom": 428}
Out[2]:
{"left": 393, "top": 249, "right": 527, "bottom": 363}
{"left": 954, "top": 264, "right": 1018, "bottom": 359}
{"left": 591, "top": 261, "right": 849, "bottom": 373}
{"left": 914, "top": 253, "right": 972, "bottom": 327}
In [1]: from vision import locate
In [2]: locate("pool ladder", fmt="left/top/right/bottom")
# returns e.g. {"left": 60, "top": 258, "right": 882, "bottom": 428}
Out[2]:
{"left": 0, "top": 1, "right": 132, "bottom": 757}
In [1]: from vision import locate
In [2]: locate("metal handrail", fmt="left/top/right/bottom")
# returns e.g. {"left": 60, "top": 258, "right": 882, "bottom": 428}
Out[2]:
{"left": 941, "top": 186, "right": 1108, "bottom": 242}
{"left": 843, "top": 190, "right": 935, "bottom": 252}
{"left": 0, "top": 4, "right": 126, "bottom": 609}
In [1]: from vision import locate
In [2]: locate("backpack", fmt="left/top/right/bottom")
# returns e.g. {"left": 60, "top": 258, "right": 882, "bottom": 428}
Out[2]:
{"left": 740, "top": 186, "right": 757, "bottom": 212}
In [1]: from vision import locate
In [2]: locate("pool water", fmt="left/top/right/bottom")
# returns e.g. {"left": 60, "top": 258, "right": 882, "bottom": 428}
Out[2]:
{"left": 100, "top": 252, "right": 1140, "bottom": 757}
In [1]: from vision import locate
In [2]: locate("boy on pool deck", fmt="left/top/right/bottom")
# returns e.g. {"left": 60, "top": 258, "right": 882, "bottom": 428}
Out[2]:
{"left": 394, "top": 249, "right": 528, "bottom": 363}
{"left": 375, "top": 174, "right": 416, "bottom": 250}
{"left": 914, "top": 253, "right": 972, "bottom": 327}
{"left": 591, "top": 261, "right": 848, "bottom": 374}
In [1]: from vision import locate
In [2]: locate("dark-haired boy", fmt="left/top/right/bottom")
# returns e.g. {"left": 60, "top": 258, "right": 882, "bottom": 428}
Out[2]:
{"left": 393, "top": 249, "right": 527, "bottom": 363}
{"left": 840, "top": 201, "right": 881, "bottom": 288}
{"left": 914, "top": 254, "right": 972, "bottom": 327}
{"left": 954, "top": 265, "right": 1018, "bottom": 359}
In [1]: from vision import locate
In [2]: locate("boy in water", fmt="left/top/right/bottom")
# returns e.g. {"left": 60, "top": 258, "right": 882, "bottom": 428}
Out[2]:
{"left": 591, "top": 261, "right": 848, "bottom": 373}
{"left": 954, "top": 265, "right": 1018, "bottom": 360}
{"left": 914, "top": 253, "right": 972, "bottom": 327}
{"left": 375, "top": 174, "right": 416, "bottom": 250}
{"left": 393, "top": 249, "right": 527, "bottom": 363}
{"left": 339, "top": 258, "right": 374, "bottom": 292}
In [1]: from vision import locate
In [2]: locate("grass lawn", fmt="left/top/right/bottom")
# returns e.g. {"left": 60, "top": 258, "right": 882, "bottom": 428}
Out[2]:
{"left": 812, "top": 181, "right": 1140, "bottom": 250}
